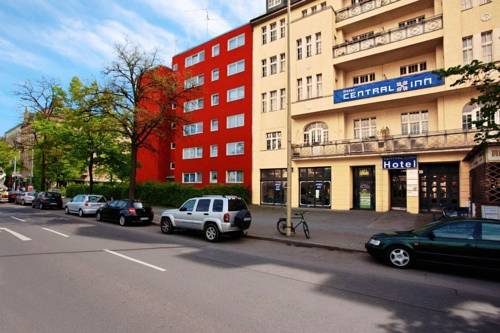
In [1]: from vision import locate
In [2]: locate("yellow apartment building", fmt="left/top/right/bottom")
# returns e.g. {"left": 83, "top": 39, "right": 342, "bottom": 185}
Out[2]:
{"left": 251, "top": 0, "right": 500, "bottom": 213}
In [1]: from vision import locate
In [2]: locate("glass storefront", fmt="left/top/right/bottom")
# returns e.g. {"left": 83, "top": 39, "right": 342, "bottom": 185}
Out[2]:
{"left": 419, "top": 163, "right": 459, "bottom": 212}
{"left": 353, "top": 166, "right": 375, "bottom": 210}
{"left": 260, "top": 169, "right": 287, "bottom": 205}
{"left": 299, "top": 167, "right": 331, "bottom": 208}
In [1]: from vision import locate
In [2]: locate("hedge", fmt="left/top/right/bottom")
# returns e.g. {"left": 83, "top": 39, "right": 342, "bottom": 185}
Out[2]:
{"left": 65, "top": 182, "right": 250, "bottom": 208}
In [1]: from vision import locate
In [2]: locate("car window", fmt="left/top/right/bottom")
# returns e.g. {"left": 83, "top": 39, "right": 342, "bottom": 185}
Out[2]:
{"left": 108, "top": 200, "right": 119, "bottom": 208}
{"left": 88, "top": 195, "right": 102, "bottom": 203}
{"left": 212, "top": 199, "right": 224, "bottom": 213}
{"left": 98, "top": 196, "right": 106, "bottom": 203}
{"left": 433, "top": 222, "right": 477, "bottom": 240}
{"left": 228, "top": 198, "right": 247, "bottom": 211}
{"left": 118, "top": 201, "right": 129, "bottom": 209}
{"left": 196, "top": 199, "right": 211, "bottom": 212}
{"left": 133, "top": 202, "right": 144, "bottom": 209}
{"left": 47, "top": 192, "right": 61, "bottom": 198}
{"left": 481, "top": 223, "right": 500, "bottom": 242}
{"left": 180, "top": 199, "right": 196, "bottom": 212}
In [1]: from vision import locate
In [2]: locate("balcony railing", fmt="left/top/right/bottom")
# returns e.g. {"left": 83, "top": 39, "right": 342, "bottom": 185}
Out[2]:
{"left": 336, "top": 0, "right": 401, "bottom": 22}
{"left": 333, "top": 15, "right": 443, "bottom": 58}
{"left": 292, "top": 129, "right": 476, "bottom": 159}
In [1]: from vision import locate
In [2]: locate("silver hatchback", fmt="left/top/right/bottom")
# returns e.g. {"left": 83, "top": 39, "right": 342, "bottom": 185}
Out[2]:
{"left": 65, "top": 194, "right": 107, "bottom": 217}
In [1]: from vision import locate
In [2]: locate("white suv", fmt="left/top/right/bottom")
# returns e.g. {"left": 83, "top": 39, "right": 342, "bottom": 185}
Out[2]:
{"left": 160, "top": 195, "right": 252, "bottom": 242}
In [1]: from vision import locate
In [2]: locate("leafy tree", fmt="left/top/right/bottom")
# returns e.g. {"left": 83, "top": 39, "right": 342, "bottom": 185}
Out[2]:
{"left": 0, "top": 139, "right": 18, "bottom": 174}
{"left": 438, "top": 60, "right": 500, "bottom": 143}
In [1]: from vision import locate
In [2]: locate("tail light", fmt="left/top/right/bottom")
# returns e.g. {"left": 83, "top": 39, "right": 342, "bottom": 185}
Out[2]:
{"left": 128, "top": 208, "right": 137, "bottom": 215}
{"left": 223, "top": 213, "right": 230, "bottom": 223}
{"left": 84, "top": 201, "right": 89, "bottom": 207}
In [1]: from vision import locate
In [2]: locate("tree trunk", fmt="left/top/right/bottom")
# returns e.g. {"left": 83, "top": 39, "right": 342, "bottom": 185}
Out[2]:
{"left": 88, "top": 153, "right": 94, "bottom": 194}
{"left": 40, "top": 149, "right": 46, "bottom": 191}
{"left": 129, "top": 144, "right": 138, "bottom": 200}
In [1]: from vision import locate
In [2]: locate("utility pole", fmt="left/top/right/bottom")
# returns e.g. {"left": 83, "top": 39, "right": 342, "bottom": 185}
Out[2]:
{"left": 285, "top": 0, "right": 293, "bottom": 237}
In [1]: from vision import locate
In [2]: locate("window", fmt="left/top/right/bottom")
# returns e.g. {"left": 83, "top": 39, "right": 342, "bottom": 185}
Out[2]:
{"left": 211, "top": 69, "right": 219, "bottom": 81}
{"left": 304, "top": 122, "right": 328, "bottom": 146}
{"left": 170, "top": 162, "right": 175, "bottom": 170}
{"left": 180, "top": 199, "right": 197, "bottom": 211}
{"left": 400, "top": 62, "right": 427, "bottom": 75}
{"left": 270, "top": 22, "right": 277, "bottom": 42}
{"left": 353, "top": 73, "right": 376, "bottom": 85}
{"left": 228, "top": 60, "right": 245, "bottom": 76}
{"left": 262, "top": 59, "right": 267, "bottom": 77}
{"left": 315, "top": 32, "right": 322, "bottom": 55}
{"left": 280, "top": 19, "right": 286, "bottom": 38}
{"left": 196, "top": 199, "right": 211, "bottom": 212}
{"left": 184, "top": 98, "right": 204, "bottom": 112}
{"left": 210, "top": 144, "right": 218, "bottom": 157}
{"left": 211, "top": 119, "right": 219, "bottom": 132}
{"left": 212, "top": 44, "right": 220, "bottom": 57}
{"left": 461, "top": 0, "right": 472, "bottom": 10}
{"left": 262, "top": 26, "right": 267, "bottom": 45}
{"left": 184, "top": 74, "right": 204, "bottom": 88}
{"left": 316, "top": 74, "right": 322, "bottom": 97}
{"left": 226, "top": 142, "right": 244, "bottom": 156}
{"left": 280, "top": 53, "right": 286, "bottom": 72}
{"left": 302, "top": 9, "right": 308, "bottom": 17}
{"left": 297, "top": 78, "right": 303, "bottom": 101}
{"left": 270, "top": 56, "right": 277, "bottom": 75}
{"left": 354, "top": 117, "right": 376, "bottom": 139}
{"left": 433, "top": 222, "right": 477, "bottom": 240}
{"left": 185, "top": 50, "right": 205, "bottom": 68}
{"left": 213, "top": 198, "right": 223, "bottom": 211}
{"left": 481, "top": 31, "right": 493, "bottom": 62}
{"left": 266, "top": 131, "right": 282, "bottom": 150}
{"left": 261, "top": 93, "right": 267, "bottom": 112}
{"left": 462, "top": 104, "right": 480, "bottom": 130}
{"left": 280, "top": 88, "right": 286, "bottom": 109}
{"left": 170, "top": 142, "right": 176, "bottom": 149}
{"left": 398, "top": 16, "right": 424, "bottom": 28}
{"left": 311, "top": 5, "right": 317, "bottom": 13}
{"left": 172, "top": 64, "right": 178, "bottom": 71}
{"left": 210, "top": 171, "right": 218, "bottom": 184}
{"left": 306, "top": 35, "right": 312, "bottom": 57}
{"left": 479, "top": 0, "right": 492, "bottom": 4}
{"left": 227, "top": 114, "right": 245, "bottom": 128}
{"left": 462, "top": 36, "right": 473, "bottom": 64}
{"left": 297, "top": 39, "right": 303, "bottom": 60}
{"left": 306, "top": 76, "right": 312, "bottom": 99}
{"left": 401, "top": 110, "right": 428, "bottom": 135}
{"left": 227, "top": 86, "right": 245, "bottom": 102}
{"left": 182, "top": 147, "right": 203, "bottom": 159}
{"left": 481, "top": 223, "right": 500, "bottom": 241}
{"left": 171, "top": 123, "right": 176, "bottom": 129}
{"left": 270, "top": 90, "right": 277, "bottom": 111}
{"left": 211, "top": 93, "right": 219, "bottom": 106}
{"left": 268, "top": 0, "right": 282, "bottom": 9}
{"left": 227, "top": 171, "right": 244, "bottom": 183}
{"left": 321, "top": 2, "right": 327, "bottom": 9}
{"left": 228, "top": 33, "right": 245, "bottom": 50}
{"left": 183, "top": 122, "right": 203, "bottom": 136}
{"left": 183, "top": 173, "right": 202, "bottom": 184}
{"left": 352, "top": 31, "right": 374, "bottom": 42}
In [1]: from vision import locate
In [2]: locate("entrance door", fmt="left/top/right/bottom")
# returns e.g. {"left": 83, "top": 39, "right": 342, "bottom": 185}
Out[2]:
{"left": 419, "top": 163, "right": 460, "bottom": 212}
{"left": 353, "top": 166, "right": 375, "bottom": 210}
{"left": 390, "top": 169, "right": 407, "bottom": 210}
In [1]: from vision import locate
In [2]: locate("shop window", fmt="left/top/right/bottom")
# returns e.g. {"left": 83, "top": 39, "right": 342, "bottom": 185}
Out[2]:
{"left": 260, "top": 169, "right": 287, "bottom": 206}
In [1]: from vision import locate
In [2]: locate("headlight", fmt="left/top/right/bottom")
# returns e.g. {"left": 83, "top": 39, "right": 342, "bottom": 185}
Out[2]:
{"left": 368, "top": 238, "right": 381, "bottom": 246}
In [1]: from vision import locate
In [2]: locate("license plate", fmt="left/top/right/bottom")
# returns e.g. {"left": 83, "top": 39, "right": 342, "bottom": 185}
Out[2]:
{"left": 244, "top": 218, "right": 251, "bottom": 222}
{"left": 140, "top": 217, "right": 149, "bottom": 221}
{"left": 50, "top": 203, "right": 57, "bottom": 205}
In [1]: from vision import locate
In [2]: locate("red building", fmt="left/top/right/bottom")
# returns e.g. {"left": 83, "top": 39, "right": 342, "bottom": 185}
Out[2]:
{"left": 137, "top": 24, "right": 253, "bottom": 189}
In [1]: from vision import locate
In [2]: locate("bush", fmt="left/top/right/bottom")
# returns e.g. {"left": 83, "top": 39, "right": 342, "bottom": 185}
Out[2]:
{"left": 65, "top": 182, "right": 250, "bottom": 208}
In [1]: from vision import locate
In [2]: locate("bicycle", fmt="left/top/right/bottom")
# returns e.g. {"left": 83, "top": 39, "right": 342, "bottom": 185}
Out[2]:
{"left": 276, "top": 211, "right": 310, "bottom": 239}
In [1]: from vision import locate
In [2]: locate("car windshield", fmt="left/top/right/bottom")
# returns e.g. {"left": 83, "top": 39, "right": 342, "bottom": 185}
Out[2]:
{"left": 133, "top": 202, "right": 144, "bottom": 209}
{"left": 47, "top": 192, "right": 61, "bottom": 198}
{"left": 228, "top": 198, "right": 247, "bottom": 211}
{"left": 27, "top": 192, "right": 35, "bottom": 196}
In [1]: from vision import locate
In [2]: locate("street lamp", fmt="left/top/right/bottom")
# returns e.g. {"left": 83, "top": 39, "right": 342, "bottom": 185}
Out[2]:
{"left": 285, "top": 0, "right": 293, "bottom": 236}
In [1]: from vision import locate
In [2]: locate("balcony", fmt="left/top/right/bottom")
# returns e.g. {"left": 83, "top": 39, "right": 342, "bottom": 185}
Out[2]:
{"left": 292, "top": 129, "right": 477, "bottom": 160}
{"left": 336, "top": 0, "right": 402, "bottom": 22}
{"left": 333, "top": 15, "right": 443, "bottom": 58}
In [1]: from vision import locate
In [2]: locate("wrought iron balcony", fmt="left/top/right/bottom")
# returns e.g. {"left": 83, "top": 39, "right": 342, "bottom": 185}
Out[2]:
{"left": 336, "top": 0, "right": 402, "bottom": 22}
{"left": 333, "top": 15, "right": 443, "bottom": 58}
{"left": 292, "top": 129, "right": 477, "bottom": 159}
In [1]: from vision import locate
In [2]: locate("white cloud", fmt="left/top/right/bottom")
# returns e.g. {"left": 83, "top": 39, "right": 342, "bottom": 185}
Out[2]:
{"left": 0, "top": 37, "right": 49, "bottom": 70}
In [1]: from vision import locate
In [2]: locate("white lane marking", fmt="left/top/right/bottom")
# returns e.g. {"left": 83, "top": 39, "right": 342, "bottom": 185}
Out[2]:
{"left": 103, "top": 249, "right": 166, "bottom": 272}
{"left": 10, "top": 216, "right": 26, "bottom": 222}
{"left": 42, "top": 227, "right": 70, "bottom": 238}
{"left": 0, "top": 228, "right": 32, "bottom": 241}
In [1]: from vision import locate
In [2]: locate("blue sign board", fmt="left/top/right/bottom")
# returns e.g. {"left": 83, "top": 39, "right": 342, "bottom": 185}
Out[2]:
{"left": 383, "top": 156, "right": 418, "bottom": 170}
{"left": 334, "top": 72, "right": 444, "bottom": 104}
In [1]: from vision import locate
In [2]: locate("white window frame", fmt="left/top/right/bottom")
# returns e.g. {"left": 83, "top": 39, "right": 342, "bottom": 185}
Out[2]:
{"left": 182, "top": 172, "right": 202, "bottom": 184}
{"left": 401, "top": 110, "right": 429, "bottom": 135}
{"left": 270, "top": 56, "right": 277, "bottom": 75}
{"left": 266, "top": 131, "right": 282, "bottom": 150}
{"left": 306, "top": 35, "right": 312, "bottom": 58}
{"left": 212, "top": 44, "right": 220, "bottom": 57}
{"left": 211, "top": 68, "right": 219, "bottom": 81}
{"left": 184, "top": 98, "right": 204, "bottom": 112}
{"left": 353, "top": 117, "right": 377, "bottom": 139}
{"left": 211, "top": 93, "right": 219, "bottom": 106}
{"left": 306, "top": 76, "right": 312, "bottom": 99}
{"left": 262, "top": 26, "right": 267, "bottom": 45}
{"left": 261, "top": 93, "right": 268, "bottom": 113}
{"left": 297, "top": 39, "right": 303, "bottom": 60}
{"left": 462, "top": 36, "right": 473, "bottom": 64}
{"left": 461, "top": 0, "right": 472, "bottom": 10}
{"left": 316, "top": 74, "right": 322, "bottom": 97}
{"left": 226, "top": 142, "right": 244, "bottom": 156}
{"left": 227, "top": 86, "right": 245, "bottom": 102}
{"left": 183, "top": 122, "right": 203, "bottom": 136}
{"left": 209, "top": 171, "right": 218, "bottom": 184}
{"left": 268, "top": 0, "right": 282, "bottom": 9}
{"left": 170, "top": 162, "right": 175, "bottom": 170}
{"left": 227, "top": 114, "right": 245, "bottom": 129}
{"left": 227, "top": 60, "right": 245, "bottom": 76}
{"left": 280, "top": 19, "right": 286, "bottom": 38}
{"left": 280, "top": 88, "right": 286, "bottom": 109}
{"left": 226, "top": 170, "right": 244, "bottom": 184}
{"left": 270, "top": 22, "right": 277, "bottom": 42}
{"left": 210, "top": 144, "right": 218, "bottom": 157}
{"left": 182, "top": 147, "right": 203, "bottom": 160}
{"left": 280, "top": 53, "right": 286, "bottom": 72}
{"left": 297, "top": 78, "right": 303, "bottom": 101}
{"left": 184, "top": 74, "right": 204, "bottom": 89}
{"left": 185, "top": 50, "right": 205, "bottom": 68}
{"left": 170, "top": 142, "right": 176, "bottom": 150}
{"left": 315, "top": 32, "right": 322, "bottom": 55}
{"left": 353, "top": 73, "right": 376, "bottom": 85}
{"left": 481, "top": 30, "right": 493, "bottom": 63}
{"left": 270, "top": 90, "right": 277, "bottom": 111}
{"left": 228, "top": 33, "right": 245, "bottom": 51}
{"left": 210, "top": 119, "right": 219, "bottom": 132}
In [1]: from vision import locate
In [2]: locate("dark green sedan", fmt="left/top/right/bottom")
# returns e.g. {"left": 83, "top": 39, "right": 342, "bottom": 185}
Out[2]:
{"left": 365, "top": 218, "right": 500, "bottom": 270}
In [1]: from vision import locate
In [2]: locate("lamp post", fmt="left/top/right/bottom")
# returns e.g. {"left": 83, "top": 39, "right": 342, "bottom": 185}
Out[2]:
{"left": 285, "top": 0, "right": 293, "bottom": 236}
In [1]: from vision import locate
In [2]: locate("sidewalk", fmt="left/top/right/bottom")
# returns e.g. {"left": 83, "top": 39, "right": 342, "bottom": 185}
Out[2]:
{"left": 152, "top": 205, "right": 434, "bottom": 252}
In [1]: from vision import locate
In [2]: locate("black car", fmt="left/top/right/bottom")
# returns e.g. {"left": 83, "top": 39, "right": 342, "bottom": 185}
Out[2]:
{"left": 32, "top": 192, "right": 63, "bottom": 209}
{"left": 366, "top": 218, "right": 500, "bottom": 270}
{"left": 8, "top": 191, "right": 20, "bottom": 203}
{"left": 96, "top": 200, "right": 154, "bottom": 226}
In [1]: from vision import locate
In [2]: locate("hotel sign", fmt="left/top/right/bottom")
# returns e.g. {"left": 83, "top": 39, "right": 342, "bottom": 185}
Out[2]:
{"left": 383, "top": 156, "right": 418, "bottom": 170}
{"left": 334, "top": 72, "right": 444, "bottom": 104}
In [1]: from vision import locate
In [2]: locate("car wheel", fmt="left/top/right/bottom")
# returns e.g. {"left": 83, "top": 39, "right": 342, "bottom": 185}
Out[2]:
{"left": 39, "top": 203, "right": 44, "bottom": 210}
{"left": 119, "top": 216, "right": 127, "bottom": 227}
{"left": 96, "top": 211, "right": 102, "bottom": 222}
{"left": 21, "top": 200, "right": 25, "bottom": 206}
{"left": 160, "top": 218, "right": 174, "bottom": 234}
{"left": 387, "top": 246, "right": 412, "bottom": 269}
{"left": 64, "top": 207, "right": 69, "bottom": 215}
{"left": 204, "top": 223, "right": 220, "bottom": 242}
{"left": 78, "top": 209, "right": 84, "bottom": 218}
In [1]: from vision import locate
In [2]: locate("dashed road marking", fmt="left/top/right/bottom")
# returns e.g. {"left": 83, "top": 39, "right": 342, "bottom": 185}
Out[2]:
{"left": 0, "top": 228, "right": 32, "bottom": 241}
{"left": 42, "top": 227, "right": 70, "bottom": 238}
{"left": 103, "top": 249, "right": 166, "bottom": 272}
{"left": 10, "top": 216, "right": 26, "bottom": 222}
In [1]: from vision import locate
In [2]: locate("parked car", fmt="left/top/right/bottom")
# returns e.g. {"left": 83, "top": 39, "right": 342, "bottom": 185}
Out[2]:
{"left": 96, "top": 200, "right": 153, "bottom": 226}
{"left": 15, "top": 192, "right": 37, "bottom": 205}
{"left": 65, "top": 194, "right": 107, "bottom": 217}
{"left": 32, "top": 192, "right": 63, "bottom": 210}
{"left": 160, "top": 195, "right": 252, "bottom": 242}
{"left": 8, "top": 190, "right": 20, "bottom": 203}
{"left": 0, "top": 190, "right": 8, "bottom": 203}
{"left": 365, "top": 218, "right": 500, "bottom": 271}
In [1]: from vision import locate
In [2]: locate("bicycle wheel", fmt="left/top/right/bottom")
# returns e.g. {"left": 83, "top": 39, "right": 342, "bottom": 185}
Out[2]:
{"left": 302, "top": 221, "right": 310, "bottom": 239}
{"left": 277, "top": 218, "right": 287, "bottom": 236}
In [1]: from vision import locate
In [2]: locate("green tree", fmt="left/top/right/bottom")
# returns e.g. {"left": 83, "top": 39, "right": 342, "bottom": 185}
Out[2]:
{"left": 0, "top": 139, "right": 18, "bottom": 174}
{"left": 438, "top": 60, "right": 500, "bottom": 143}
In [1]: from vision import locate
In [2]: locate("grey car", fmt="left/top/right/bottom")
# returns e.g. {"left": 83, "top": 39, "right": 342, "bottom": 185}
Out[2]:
{"left": 65, "top": 194, "right": 107, "bottom": 217}
{"left": 16, "top": 192, "right": 37, "bottom": 205}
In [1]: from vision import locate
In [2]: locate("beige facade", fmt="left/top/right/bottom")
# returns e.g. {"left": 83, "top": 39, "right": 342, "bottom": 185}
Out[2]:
{"left": 252, "top": 0, "right": 499, "bottom": 213}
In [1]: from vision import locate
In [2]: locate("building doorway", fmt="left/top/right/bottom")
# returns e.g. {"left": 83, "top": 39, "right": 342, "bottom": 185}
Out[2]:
{"left": 299, "top": 167, "right": 331, "bottom": 208}
{"left": 419, "top": 163, "right": 459, "bottom": 212}
{"left": 390, "top": 169, "right": 407, "bottom": 210}
{"left": 353, "top": 166, "right": 375, "bottom": 210}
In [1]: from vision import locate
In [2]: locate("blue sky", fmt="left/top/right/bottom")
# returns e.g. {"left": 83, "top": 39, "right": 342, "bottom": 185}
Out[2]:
{"left": 0, "top": 0, "right": 265, "bottom": 135}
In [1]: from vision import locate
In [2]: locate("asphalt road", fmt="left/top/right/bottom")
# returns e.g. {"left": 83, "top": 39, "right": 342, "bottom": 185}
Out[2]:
{"left": 1, "top": 203, "right": 499, "bottom": 333}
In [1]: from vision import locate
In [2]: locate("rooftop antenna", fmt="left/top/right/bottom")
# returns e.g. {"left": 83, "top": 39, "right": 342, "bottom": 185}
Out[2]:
{"left": 204, "top": 7, "right": 210, "bottom": 38}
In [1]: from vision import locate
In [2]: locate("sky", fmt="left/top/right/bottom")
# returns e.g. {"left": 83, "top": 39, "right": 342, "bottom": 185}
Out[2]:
{"left": 0, "top": 0, "right": 265, "bottom": 135}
